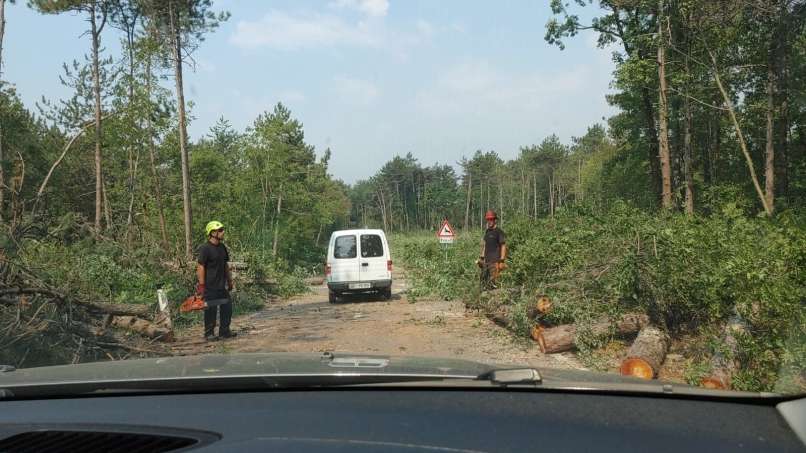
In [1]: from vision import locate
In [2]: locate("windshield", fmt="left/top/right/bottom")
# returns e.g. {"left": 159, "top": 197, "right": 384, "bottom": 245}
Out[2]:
{"left": 0, "top": 0, "right": 803, "bottom": 397}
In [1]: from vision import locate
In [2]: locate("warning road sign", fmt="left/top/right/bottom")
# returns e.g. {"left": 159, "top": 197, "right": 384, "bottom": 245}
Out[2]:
{"left": 437, "top": 220, "right": 455, "bottom": 244}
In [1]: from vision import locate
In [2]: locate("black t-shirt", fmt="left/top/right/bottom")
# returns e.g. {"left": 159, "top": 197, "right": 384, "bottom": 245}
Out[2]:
{"left": 197, "top": 242, "right": 230, "bottom": 300}
{"left": 483, "top": 227, "right": 506, "bottom": 264}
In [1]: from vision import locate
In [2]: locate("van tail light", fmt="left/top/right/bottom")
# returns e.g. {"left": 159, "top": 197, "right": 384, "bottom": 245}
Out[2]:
{"left": 325, "top": 263, "right": 331, "bottom": 276}
{"left": 387, "top": 260, "right": 393, "bottom": 272}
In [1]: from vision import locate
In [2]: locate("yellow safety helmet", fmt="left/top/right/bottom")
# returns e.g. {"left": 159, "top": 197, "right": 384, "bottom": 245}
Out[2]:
{"left": 205, "top": 220, "right": 224, "bottom": 237}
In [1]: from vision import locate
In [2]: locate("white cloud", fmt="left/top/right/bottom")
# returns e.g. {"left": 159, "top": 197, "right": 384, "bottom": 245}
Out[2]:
{"left": 229, "top": 10, "right": 381, "bottom": 51}
{"left": 413, "top": 59, "right": 606, "bottom": 122}
{"left": 333, "top": 76, "right": 379, "bottom": 105}
{"left": 330, "top": 0, "right": 389, "bottom": 17}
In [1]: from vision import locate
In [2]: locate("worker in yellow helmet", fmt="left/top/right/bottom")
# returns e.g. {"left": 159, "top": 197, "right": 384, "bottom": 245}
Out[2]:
{"left": 196, "top": 221, "right": 236, "bottom": 341}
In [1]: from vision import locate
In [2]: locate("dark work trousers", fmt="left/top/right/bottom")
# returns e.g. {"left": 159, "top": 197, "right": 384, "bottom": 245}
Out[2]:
{"left": 203, "top": 300, "right": 232, "bottom": 337}
{"left": 480, "top": 263, "right": 498, "bottom": 290}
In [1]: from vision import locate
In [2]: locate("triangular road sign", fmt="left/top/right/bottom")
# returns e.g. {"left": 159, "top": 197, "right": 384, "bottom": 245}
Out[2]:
{"left": 437, "top": 220, "right": 455, "bottom": 238}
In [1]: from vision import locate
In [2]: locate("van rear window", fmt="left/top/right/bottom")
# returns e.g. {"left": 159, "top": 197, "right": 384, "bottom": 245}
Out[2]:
{"left": 334, "top": 235, "right": 357, "bottom": 259}
{"left": 361, "top": 235, "right": 384, "bottom": 258}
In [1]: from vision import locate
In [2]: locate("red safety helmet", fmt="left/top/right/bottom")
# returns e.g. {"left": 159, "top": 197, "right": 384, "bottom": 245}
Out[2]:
{"left": 485, "top": 210, "right": 497, "bottom": 220}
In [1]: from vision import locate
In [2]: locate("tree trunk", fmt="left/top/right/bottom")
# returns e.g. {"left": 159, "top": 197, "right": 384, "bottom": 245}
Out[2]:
{"left": 549, "top": 173, "right": 555, "bottom": 217}
{"left": 145, "top": 58, "right": 169, "bottom": 250}
{"left": 272, "top": 191, "right": 282, "bottom": 258}
{"left": 90, "top": 3, "right": 104, "bottom": 231}
{"left": 703, "top": 117, "right": 715, "bottom": 185}
{"left": 641, "top": 89, "right": 663, "bottom": 203}
{"left": 620, "top": 326, "right": 669, "bottom": 379}
{"left": 479, "top": 179, "right": 484, "bottom": 229}
{"left": 532, "top": 313, "right": 649, "bottom": 354}
{"left": 657, "top": 1, "right": 673, "bottom": 210}
{"left": 683, "top": 59, "right": 694, "bottom": 215}
{"left": 170, "top": 2, "right": 193, "bottom": 259}
{"left": 102, "top": 178, "right": 112, "bottom": 229}
{"left": 498, "top": 180, "right": 503, "bottom": 224}
{"left": 765, "top": 64, "right": 775, "bottom": 213}
{"left": 124, "top": 22, "right": 139, "bottom": 244}
{"left": 708, "top": 47, "right": 772, "bottom": 216}
{"left": 533, "top": 174, "right": 538, "bottom": 218}
{"left": 464, "top": 171, "right": 471, "bottom": 230}
{"left": 521, "top": 164, "right": 529, "bottom": 216}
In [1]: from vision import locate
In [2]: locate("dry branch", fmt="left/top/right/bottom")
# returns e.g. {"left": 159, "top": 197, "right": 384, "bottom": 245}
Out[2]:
{"left": 0, "top": 287, "right": 151, "bottom": 317}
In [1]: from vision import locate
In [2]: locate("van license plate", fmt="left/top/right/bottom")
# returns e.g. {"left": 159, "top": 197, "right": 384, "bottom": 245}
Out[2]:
{"left": 349, "top": 283, "right": 371, "bottom": 289}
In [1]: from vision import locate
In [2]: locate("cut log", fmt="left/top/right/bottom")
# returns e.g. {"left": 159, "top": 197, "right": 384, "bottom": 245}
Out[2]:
{"left": 620, "top": 326, "right": 670, "bottom": 379}
{"left": 526, "top": 295, "right": 552, "bottom": 320}
{"left": 111, "top": 316, "right": 174, "bottom": 342}
{"left": 534, "top": 313, "right": 649, "bottom": 354}
{"left": 701, "top": 314, "right": 747, "bottom": 390}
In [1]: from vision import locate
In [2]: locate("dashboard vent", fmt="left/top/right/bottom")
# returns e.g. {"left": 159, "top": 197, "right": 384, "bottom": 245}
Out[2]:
{"left": 0, "top": 430, "right": 198, "bottom": 453}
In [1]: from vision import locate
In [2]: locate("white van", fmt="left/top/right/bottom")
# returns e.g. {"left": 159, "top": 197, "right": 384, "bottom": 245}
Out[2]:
{"left": 326, "top": 229, "right": 392, "bottom": 303}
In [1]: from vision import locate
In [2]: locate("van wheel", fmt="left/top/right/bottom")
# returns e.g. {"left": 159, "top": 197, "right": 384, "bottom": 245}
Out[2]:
{"left": 328, "top": 291, "right": 338, "bottom": 304}
{"left": 382, "top": 287, "right": 392, "bottom": 300}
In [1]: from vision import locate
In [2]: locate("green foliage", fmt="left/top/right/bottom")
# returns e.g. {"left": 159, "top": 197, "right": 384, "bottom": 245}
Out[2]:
{"left": 397, "top": 207, "right": 805, "bottom": 392}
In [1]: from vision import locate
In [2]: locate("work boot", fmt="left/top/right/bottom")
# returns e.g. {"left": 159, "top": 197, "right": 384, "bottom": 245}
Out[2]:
{"left": 205, "top": 334, "right": 219, "bottom": 342}
{"left": 220, "top": 330, "right": 237, "bottom": 339}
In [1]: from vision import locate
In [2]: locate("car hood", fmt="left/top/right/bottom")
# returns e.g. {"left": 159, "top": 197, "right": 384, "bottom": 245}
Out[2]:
{"left": 0, "top": 352, "right": 769, "bottom": 399}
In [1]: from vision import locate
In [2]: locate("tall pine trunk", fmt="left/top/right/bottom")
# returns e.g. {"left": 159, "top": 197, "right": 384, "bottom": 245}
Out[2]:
{"left": 90, "top": 3, "right": 104, "bottom": 230}
{"left": 765, "top": 64, "right": 775, "bottom": 213}
{"left": 170, "top": 2, "right": 193, "bottom": 259}
{"left": 657, "top": 0, "right": 673, "bottom": 210}
{"left": 464, "top": 172, "right": 471, "bottom": 229}
{"left": 272, "top": 190, "right": 282, "bottom": 258}
{"left": 683, "top": 40, "right": 694, "bottom": 215}
{"left": 145, "top": 58, "right": 169, "bottom": 250}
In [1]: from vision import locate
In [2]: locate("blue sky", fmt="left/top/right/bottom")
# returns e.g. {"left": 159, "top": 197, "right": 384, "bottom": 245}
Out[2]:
{"left": 4, "top": 0, "right": 616, "bottom": 184}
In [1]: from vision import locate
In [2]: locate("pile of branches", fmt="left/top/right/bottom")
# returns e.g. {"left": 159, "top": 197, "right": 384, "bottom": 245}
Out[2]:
{"left": 0, "top": 250, "right": 172, "bottom": 368}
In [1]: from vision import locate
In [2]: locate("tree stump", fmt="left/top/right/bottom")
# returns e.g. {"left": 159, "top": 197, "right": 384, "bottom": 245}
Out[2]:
{"left": 620, "top": 326, "right": 670, "bottom": 380}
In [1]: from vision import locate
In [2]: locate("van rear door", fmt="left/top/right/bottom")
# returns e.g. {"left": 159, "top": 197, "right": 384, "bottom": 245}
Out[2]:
{"left": 359, "top": 233, "right": 389, "bottom": 282}
{"left": 331, "top": 233, "right": 360, "bottom": 283}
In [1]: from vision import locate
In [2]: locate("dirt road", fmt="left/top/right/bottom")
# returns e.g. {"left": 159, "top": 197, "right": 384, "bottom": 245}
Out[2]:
{"left": 171, "top": 271, "right": 586, "bottom": 371}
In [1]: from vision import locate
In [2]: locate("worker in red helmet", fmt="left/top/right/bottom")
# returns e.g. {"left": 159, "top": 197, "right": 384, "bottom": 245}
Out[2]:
{"left": 477, "top": 210, "right": 507, "bottom": 290}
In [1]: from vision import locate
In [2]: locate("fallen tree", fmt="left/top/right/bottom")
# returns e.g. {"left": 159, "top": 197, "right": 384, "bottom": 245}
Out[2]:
{"left": 531, "top": 313, "right": 649, "bottom": 354}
